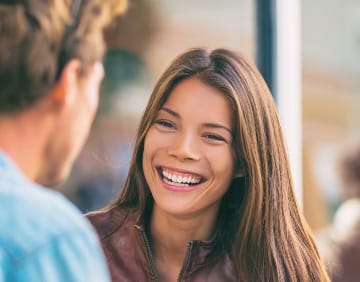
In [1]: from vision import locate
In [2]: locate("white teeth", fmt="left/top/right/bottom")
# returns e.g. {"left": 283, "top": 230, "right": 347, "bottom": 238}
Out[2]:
{"left": 191, "top": 178, "right": 197, "bottom": 184}
{"left": 161, "top": 170, "right": 201, "bottom": 185}
{"left": 164, "top": 178, "right": 189, "bottom": 187}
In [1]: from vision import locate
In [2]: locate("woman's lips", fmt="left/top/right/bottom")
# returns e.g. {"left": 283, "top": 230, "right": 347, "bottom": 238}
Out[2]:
{"left": 156, "top": 166, "right": 205, "bottom": 190}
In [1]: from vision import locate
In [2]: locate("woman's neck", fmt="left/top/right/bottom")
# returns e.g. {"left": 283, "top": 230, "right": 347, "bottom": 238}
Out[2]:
{"left": 148, "top": 205, "right": 219, "bottom": 282}
{"left": 149, "top": 205, "right": 218, "bottom": 264}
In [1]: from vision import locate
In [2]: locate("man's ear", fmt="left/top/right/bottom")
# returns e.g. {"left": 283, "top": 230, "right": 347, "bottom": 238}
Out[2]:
{"left": 50, "top": 59, "right": 81, "bottom": 108}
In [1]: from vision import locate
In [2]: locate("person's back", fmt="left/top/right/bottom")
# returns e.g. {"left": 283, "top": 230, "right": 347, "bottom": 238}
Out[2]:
{"left": 0, "top": 0, "right": 127, "bottom": 281}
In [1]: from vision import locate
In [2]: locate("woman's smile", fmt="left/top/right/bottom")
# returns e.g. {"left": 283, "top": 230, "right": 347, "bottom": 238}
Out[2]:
{"left": 156, "top": 166, "right": 205, "bottom": 191}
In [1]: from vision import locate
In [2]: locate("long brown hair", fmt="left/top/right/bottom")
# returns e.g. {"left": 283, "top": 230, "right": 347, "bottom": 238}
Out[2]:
{"left": 113, "top": 48, "right": 329, "bottom": 281}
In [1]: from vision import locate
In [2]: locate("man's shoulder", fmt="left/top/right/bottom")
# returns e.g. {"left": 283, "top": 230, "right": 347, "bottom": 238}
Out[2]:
{"left": 0, "top": 182, "right": 110, "bottom": 281}
{"left": 0, "top": 181, "right": 95, "bottom": 261}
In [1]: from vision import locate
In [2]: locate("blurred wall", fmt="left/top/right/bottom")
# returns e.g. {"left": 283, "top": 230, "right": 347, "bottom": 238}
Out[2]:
{"left": 302, "top": 0, "right": 360, "bottom": 230}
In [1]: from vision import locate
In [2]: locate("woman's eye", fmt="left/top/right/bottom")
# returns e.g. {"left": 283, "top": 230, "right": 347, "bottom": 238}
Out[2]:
{"left": 204, "top": 134, "right": 228, "bottom": 143}
{"left": 154, "top": 119, "right": 175, "bottom": 129}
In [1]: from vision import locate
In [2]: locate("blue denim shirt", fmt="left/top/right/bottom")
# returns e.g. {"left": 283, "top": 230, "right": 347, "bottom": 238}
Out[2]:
{"left": 0, "top": 152, "right": 110, "bottom": 282}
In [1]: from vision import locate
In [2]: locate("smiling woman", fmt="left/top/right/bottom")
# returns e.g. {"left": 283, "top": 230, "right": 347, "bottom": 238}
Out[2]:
{"left": 87, "top": 48, "right": 330, "bottom": 282}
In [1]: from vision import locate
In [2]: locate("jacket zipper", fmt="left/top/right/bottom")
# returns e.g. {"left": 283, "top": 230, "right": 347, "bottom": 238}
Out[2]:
{"left": 177, "top": 241, "right": 193, "bottom": 282}
{"left": 135, "top": 225, "right": 159, "bottom": 282}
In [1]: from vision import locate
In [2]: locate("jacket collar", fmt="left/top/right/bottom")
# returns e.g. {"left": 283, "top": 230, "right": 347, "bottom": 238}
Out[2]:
{"left": 131, "top": 204, "right": 225, "bottom": 271}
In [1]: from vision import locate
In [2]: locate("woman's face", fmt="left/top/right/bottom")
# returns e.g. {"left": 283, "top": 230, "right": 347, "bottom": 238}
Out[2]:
{"left": 143, "top": 77, "right": 237, "bottom": 220}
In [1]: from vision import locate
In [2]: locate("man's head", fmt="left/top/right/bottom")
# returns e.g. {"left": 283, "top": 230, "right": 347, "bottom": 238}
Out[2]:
{"left": 0, "top": 0, "right": 127, "bottom": 185}
{"left": 338, "top": 145, "right": 360, "bottom": 199}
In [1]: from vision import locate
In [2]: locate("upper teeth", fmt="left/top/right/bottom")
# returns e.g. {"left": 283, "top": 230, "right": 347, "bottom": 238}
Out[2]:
{"left": 162, "top": 170, "right": 201, "bottom": 185}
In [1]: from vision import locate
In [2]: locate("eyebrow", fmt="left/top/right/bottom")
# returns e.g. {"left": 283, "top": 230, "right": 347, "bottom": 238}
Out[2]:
{"left": 161, "top": 107, "right": 180, "bottom": 118}
{"left": 160, "top": 107, "right": 233, "bottom": 135}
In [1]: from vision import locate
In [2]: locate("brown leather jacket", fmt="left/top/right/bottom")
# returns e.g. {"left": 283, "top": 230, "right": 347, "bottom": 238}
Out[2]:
{"left": 88, "top": 206, "right": 237, "bottom": 282}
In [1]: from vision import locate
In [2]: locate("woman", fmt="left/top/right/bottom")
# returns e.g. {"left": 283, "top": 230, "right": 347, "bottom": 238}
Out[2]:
{"left": 88, "top": 48, "right": 329, "bottom": 281}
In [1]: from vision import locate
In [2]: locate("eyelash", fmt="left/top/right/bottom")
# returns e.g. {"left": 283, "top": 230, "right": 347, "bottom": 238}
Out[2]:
{"left": 203, "top": 134, "right": 228, "bottom": 143}
{"left": 154, "top": 119, "right": 175, "bottom": 129}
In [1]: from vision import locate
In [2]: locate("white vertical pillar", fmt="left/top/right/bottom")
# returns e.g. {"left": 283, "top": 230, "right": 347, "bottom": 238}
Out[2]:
{"left": 275, "top": 0, "right": 303, "bottom": 207}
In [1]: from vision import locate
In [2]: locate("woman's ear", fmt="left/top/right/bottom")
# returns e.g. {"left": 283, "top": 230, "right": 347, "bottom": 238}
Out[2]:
{"left": 234, "top": 169, "right": 245, "bottom": 178}
{"left": 234, "top": 161, "right": 246, "bottom": 178}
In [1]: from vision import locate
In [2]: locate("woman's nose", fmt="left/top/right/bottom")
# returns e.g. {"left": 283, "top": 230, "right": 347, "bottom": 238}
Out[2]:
{"left": 167, "top": 132, "right": 200, "bottom": 161}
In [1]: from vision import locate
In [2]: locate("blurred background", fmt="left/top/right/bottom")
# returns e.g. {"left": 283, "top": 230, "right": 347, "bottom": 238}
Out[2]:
{"left": 59, "top": 0, "right": 360, "bottom": 236}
